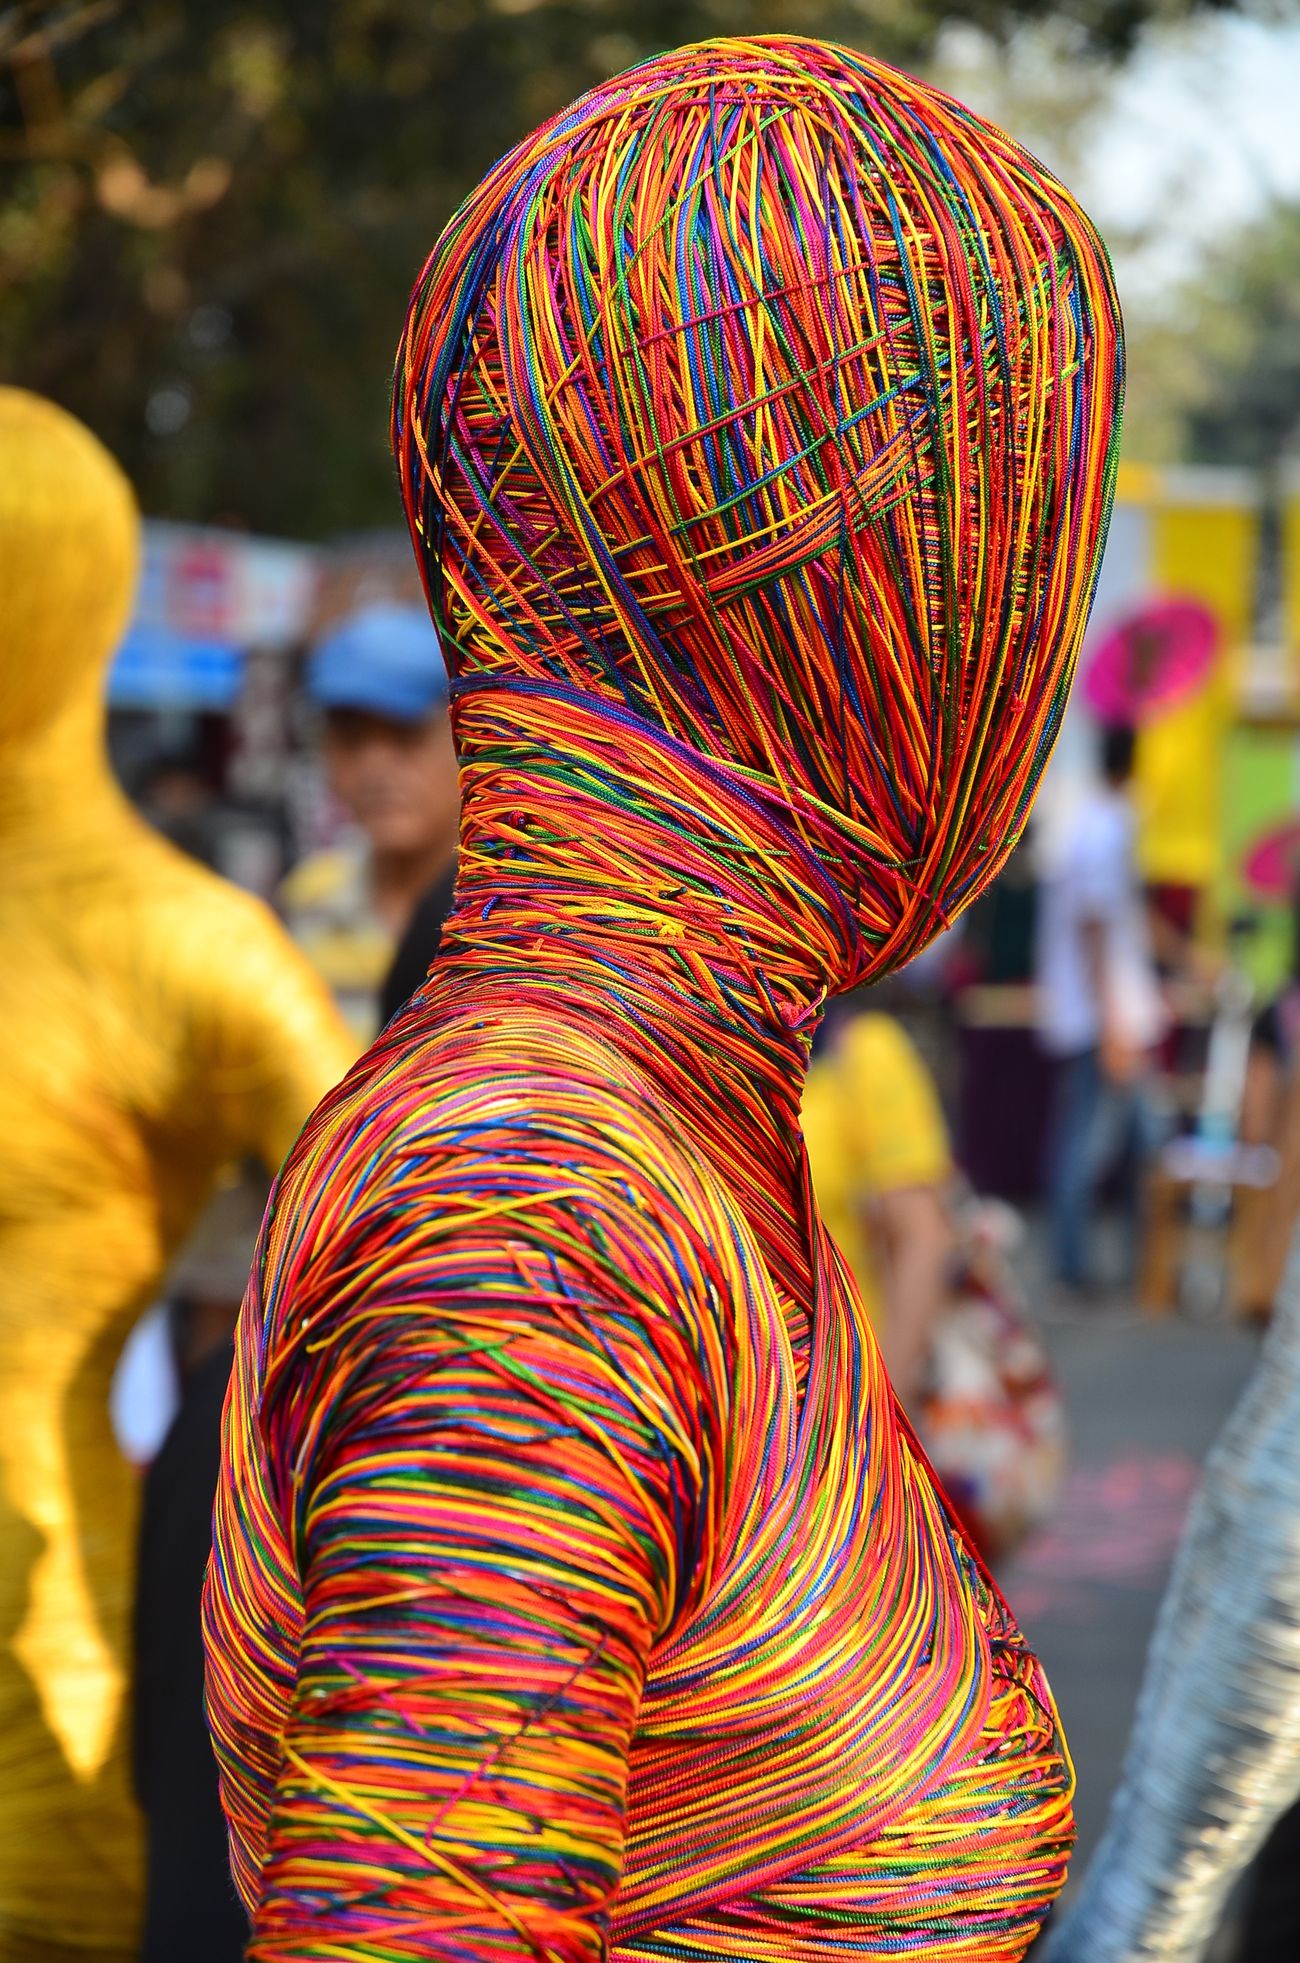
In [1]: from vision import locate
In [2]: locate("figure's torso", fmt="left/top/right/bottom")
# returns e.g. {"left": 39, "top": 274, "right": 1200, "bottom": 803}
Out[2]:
{"left": 209, "top": 993, "right": 1072, "bottom": 1956}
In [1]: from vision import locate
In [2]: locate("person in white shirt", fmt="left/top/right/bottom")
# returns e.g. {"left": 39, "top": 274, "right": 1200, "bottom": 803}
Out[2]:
{"left": 1036, "top": 724, "right": 1165, "bottom": 1288}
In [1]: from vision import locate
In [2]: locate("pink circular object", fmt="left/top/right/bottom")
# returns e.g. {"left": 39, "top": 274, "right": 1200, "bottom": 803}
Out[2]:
{"left": 1082, "top": 595, "right": 1220, "bottom": 726}
{"left": 1244, "top": 820, "right": 1300, "bottom": 902}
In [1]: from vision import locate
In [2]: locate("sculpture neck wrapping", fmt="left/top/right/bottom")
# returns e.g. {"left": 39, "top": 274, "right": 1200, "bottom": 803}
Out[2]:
{"left": 0, "top": 687, "right": 125, "bottom": 854}
{"left": 433, "top": 682, "right": 864, "bottom": 1318}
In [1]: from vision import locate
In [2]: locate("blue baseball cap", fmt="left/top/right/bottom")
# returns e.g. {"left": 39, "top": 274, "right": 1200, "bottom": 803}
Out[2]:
{"left": 307, "top": 603, "right": 449, "bottom": 723}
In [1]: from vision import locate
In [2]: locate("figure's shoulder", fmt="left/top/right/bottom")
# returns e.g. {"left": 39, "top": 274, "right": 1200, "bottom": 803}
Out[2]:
{"left": 94, "top": 833, "right": 352, "bottom": 1135}
{"left": 260, "top": 1008, "right": 751, "bottom": 1348}
{"left": 97, "top": 815, "right": 270, "bottom": 938}
{"left": 130, "top": 835, "right": 285, "bottom": 942}
{"left": 239, "top": 1013, "right": 756, "bottom": 1641}
{"left": 114, "top": 829, "right": 343, "bottom": 1013}
{"left": 44, "top": 813, "right": 310, "bottom": 998}
{"left": 285, "top": 1012, "right": 731, "bottom": 1246}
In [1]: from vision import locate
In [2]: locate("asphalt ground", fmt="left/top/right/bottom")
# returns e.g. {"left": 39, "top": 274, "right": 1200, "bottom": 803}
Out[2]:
{"left": 1003, "top": 1257, "right": 1262, "bottom": 1953}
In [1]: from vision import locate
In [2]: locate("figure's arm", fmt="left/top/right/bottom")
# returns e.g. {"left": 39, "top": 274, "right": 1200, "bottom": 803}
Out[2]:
{"left": 838, "top": 1017, "right": 953, "bottom": 1401}
{"left": 246, "top": 1274, "right": 712, "bottom": 1961}
{"left": 872, "top": 1183, "right": 954, "bottom": 1404}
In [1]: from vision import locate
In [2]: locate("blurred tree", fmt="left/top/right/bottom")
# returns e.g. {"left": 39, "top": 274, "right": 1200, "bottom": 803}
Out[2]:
{"left": 0, "top": 0, "right": 1247, "bottom": 536}
{"left": 1117, "top": 197, "right": 1300, "bottom": 473}
{"left": 1118, "top": 196, "right": 1300, "bottom": 637}
{"left": 1173, "top": 200, "right": 1300, "bottom": 473}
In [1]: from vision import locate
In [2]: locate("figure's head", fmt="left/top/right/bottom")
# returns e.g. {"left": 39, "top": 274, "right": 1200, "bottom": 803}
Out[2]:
{"left": 307, "top": 604, "right": 458, "bottom": 860}
{"left": 0, "top": 389, "right": 139, "bottom": 746}
{"left": 394, "top": 37, "right": 1123, "bottom": 981}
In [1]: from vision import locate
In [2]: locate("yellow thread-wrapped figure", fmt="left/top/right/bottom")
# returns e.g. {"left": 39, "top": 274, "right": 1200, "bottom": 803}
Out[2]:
{"left": 0, "top": 390, "right": 353, "bottom": 1961}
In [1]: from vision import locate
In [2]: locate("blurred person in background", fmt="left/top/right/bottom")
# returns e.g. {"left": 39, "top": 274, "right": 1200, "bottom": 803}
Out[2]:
{"left": 952, "top": 826, "right": 1040, "bottom": 990}
{"left": 0, "top": 389, "right": 353, "bottom": 1963}
{"left": 1036, "top": 722, "right": 1166, "bottom": 1292}
{"left": 805, "top": 1008, "right": 1067, "bottom": 1563}
{"left": 134, "top": 743, "right": 223, "bottom": 869}
{"left": 132, "top": 1171, "right": 270, "bottom": 1963}
{"left": 1235, "top": 883, "right": 1300, "bottom": 1318}
{"left": 803, "top": 1008, "right": 955, "bottom": 1405}
{"left": 282, "top": 602, "right": 458, "bottom": 1040}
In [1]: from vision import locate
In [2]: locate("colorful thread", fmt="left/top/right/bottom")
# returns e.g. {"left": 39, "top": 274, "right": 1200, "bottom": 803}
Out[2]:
{"left": 206, "top": 35, "right": 1122, "bottom": 1962}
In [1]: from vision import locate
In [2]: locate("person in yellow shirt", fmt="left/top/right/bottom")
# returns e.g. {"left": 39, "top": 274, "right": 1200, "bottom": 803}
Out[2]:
{"left": 806, "top": 1010, "right": 1069, "bottom": 1563}
{"left": 803, "top": 1010, "right": 954, "bottom": 1403}
{"left": 0, "top": 390, "right": 354, "bottom": 1962}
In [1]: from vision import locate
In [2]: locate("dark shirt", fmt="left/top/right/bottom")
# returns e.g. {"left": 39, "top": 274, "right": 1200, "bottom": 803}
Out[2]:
{"left": 379, "top": 862, "right": 457, "bottom": 1027}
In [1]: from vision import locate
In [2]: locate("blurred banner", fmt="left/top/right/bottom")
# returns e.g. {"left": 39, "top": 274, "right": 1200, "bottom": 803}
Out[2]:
{"left": 1037, "top": 463, "right": 1259, "bottom": 918}
{"left": 135, "top": 522, "right": 321, "bottom": 646}
{"left": 109, "top": 523, "right": 322, "bottom": 709}
{"left": 1124, "top": 466, "right": 1257, "bottom": 896}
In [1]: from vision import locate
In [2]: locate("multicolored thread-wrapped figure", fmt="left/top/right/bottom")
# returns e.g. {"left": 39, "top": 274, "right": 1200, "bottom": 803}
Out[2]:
{"left": 205, "top": 37, "right": 1123, "bottom": 1961}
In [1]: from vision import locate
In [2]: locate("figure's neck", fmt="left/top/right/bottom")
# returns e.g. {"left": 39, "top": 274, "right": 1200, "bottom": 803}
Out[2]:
{"left": 434, "top": 685, "right": 863, "bottom": 1315}
{"left": 0, "top": 693, "right": 125, "bottom": 846}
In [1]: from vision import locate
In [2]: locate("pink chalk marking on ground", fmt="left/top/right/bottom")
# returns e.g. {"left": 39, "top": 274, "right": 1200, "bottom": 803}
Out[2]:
{"left": 1004, "top": 1450, "right": 1200, "bottom": 1623}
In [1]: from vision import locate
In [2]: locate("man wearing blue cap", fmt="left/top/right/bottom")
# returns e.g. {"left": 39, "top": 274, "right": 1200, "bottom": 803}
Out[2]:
{"left": 283, "top": 602, "right": 458, "bottom": 1040}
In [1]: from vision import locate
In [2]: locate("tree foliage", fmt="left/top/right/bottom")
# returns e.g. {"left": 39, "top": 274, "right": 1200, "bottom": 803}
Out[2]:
{"left": 1179, "top": 201, "right": 1300, "bottom": 473}
{"left": 1117, "top": 197, "right": 1300, "bottom": 475}
{"left": 0, "top": 0, "right": 1246, "bottom": 535}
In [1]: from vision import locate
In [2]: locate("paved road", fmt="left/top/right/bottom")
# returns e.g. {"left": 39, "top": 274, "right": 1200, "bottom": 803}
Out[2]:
{"left": 1002, "top": 1295, "right": 1261, "bottom": 1946}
